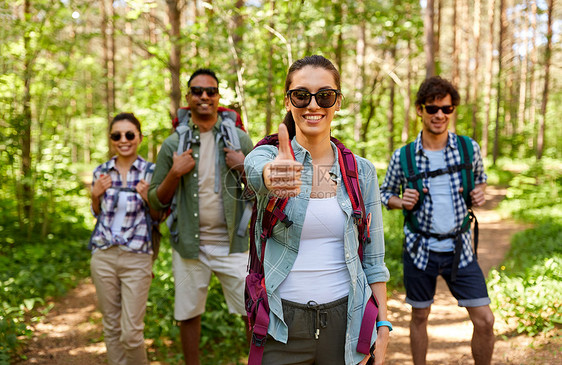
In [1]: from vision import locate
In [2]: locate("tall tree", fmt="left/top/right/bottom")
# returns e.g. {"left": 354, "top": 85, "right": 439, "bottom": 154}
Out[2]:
{"left": 482, "top": 0, "right": 496, "bottom": 158}
{"left": 516, "top": 4, "right": 529, "bottom": 136}
{"left": 387, "top": 46, "right": 397, "bottom": 155}
{"left": 166, "top": 0, "right": 182, "bottom": 120}
{"left": 537, "top": 0, "right": 554, "bottom": 160}
{"left": 494, "top": 0, "right": 507, "bottom": 164}
{"left": 470, "top": 0, "right": 482, "bottom": 139}
{"left": 528, "top": 0, "right": 538, "bottom": 150}
{"left": 22, "top": 0, "right": 33, "bottom": 226}
{"left": 424, "top": 0, "right": 436, "bottom": 77}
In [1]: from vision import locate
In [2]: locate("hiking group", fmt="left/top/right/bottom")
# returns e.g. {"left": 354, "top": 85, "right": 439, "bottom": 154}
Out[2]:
{"left": 89, "top": 55, "right": 494, "bottom": 365}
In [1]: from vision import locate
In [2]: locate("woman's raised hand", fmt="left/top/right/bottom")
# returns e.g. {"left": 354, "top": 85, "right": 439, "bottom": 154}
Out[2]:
{"left": 92, "top": 174, "right": 112, "bottom": 199}
{"left": 263, "top": 124, "right": 303, "bottom": 198}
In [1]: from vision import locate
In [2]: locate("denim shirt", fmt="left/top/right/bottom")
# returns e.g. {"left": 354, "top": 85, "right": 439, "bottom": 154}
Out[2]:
{"left": 245, "top": 138, "right": 390, "bottom": 365}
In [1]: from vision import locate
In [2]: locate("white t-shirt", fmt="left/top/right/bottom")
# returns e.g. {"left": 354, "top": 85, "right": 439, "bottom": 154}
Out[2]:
{"left": 278, "top": 196, "right": 350, "bottom": 304}
{"left": 425, "top": 149, "right": 455, "bottom": 252}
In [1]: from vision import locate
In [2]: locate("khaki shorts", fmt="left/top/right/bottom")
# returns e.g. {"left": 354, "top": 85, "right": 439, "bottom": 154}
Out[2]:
{"left": 172, "top": 246, "right": 248, "bottom": 321}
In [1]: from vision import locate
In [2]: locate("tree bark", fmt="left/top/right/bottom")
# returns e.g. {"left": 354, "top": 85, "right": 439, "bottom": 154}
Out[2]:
{"left": 528, "top": 0, "right": 538, "bottom": 151}
{"left": 482, "top": 0, "right": 496, "bottom": 158}
{"left": 516, "top": 5, "right": 528, "bottom": 136}
{"left": 470, "top": 0, "right": 482, "bottom": 140}
{"left": 537, "top": 0, "right": 554, "bottom": 160}
{"left": 353, "top": 6, "right": 366, "bottom": 142}
{"left": 22, "top": 0, "right": 33, "bottom": 226}
{"left": 402, "top": 39, "right": 413, "bottom": 143}
{"left": 387, "top": 46, "right": 397, "bottom": 156}
{"left": 493, "top": 0, "right": 507, "bottom": 164}
{"left": 424, "top": 0, "right": 436, "bottom": 78}
{"left": 265, "top": 0, "right": 275, "bottom": 135}
{"left": 167, "top": 0, "right": 182, "bottom": 121}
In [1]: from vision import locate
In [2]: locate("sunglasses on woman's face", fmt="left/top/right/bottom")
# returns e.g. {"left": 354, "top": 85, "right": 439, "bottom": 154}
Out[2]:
{"left": 286, "top": 89, "right": 340, "bottom": 109}
{"left": 422, "top": 104, "right": 455, "bottom": 115}
{"left": 110, "top": 131, "right": 137, "bottom": 141}
{"left": 190, "top": 86, "right": 219, "bottom": 97}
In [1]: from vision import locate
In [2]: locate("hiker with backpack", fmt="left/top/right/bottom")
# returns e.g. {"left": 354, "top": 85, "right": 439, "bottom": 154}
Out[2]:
{"left": 244, "top": 55, "right": 391, "bottom": 365}
{"left": 147, "top": 68, "right": 253, "bottom": 365}
{"left": 89, "top": 112, "right": 158, "bottom": 365}
{"left": 380, "top": 76, "right": 494, "bottom": 365}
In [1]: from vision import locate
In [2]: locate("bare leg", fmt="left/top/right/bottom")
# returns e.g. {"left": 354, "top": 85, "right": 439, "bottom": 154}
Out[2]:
{"left": 467, "top": 305, "right": 495, "bottom": 365}
{"left": 410, "top": 306, "right": 431, "bottom": 365}
{"left": 180, "top": 316, "right": 202, "bottom": 365}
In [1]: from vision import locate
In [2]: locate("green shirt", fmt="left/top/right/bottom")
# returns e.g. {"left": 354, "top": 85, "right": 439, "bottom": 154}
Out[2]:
{"left": 148, "top": 116, "right": 254, "bottom": 259}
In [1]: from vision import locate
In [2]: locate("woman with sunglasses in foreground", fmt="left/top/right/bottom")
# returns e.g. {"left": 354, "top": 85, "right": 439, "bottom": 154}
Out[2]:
{"left": 89, "top": 112, "right": 157, "bottom": 365}
{"left": 244, "top": 55, "right": 391, "bottom": 365}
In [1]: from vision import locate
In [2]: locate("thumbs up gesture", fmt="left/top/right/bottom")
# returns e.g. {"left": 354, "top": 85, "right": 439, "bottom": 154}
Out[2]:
{"left": 263, "top": 124, "right": 303, "bottom": 198}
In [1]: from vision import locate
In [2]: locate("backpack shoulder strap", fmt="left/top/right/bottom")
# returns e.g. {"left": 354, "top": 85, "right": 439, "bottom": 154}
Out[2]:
{"left": 399, "top": 141, "right": 425, "bottom": 204}
{"left": 330, "top": 137, "right": 371, "bottom": 254}
{"left": 456, "top": 135, "right": 474, "bottom": 208}
{"left": 219, "top": 111, "right": 242, "bottom": 151}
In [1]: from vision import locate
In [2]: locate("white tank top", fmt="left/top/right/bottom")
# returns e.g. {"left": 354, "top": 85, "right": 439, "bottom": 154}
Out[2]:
{"left": 278, "top": 196, "right": 350, "bottom": 304}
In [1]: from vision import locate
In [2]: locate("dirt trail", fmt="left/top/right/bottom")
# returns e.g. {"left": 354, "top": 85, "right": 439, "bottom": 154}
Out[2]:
{"left": 15, "top": 186, "right": 559, "bottom": 364}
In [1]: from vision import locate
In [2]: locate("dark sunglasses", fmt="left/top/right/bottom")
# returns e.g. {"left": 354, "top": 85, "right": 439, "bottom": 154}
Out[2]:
{"left": 110, "top": 131, "right": 137, "bottom": 141}
{"left": 190, "top": 86, "right": 219, "bottom": 97}
{"left": 287, "top": 88, "right": 340, "bottom": 109}
{"left": 422, "top": 104, "right": 455, "bottom": 115}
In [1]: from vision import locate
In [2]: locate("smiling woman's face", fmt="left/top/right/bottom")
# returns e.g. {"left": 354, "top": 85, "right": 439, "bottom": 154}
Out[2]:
{"left": 110, "top": 120, "right": 141, "bottom": 158}
{"left": 285, "top": 66, "right": 341, "bottom": 140}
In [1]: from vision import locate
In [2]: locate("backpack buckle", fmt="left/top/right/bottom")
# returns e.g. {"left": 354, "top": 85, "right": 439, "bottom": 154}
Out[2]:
{"left": 352, "top": 209, "right": 363, "bottom": 224}
{"left": 281, "top": 216, "right": 293, "bottom": 228}
{"left": 252, "top": 333, "right": 267, "bottom": 347}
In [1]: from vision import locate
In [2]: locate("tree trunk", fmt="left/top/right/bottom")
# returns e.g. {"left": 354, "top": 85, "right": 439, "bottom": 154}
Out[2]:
{"left": 537, "top": 0, "right": 554, "bottom": 160}
{"left": 470, "top": 0, "right": 481, "bottom": 140}
{"left": 424, "top": 0, "right": 436, "bottom": 78}
{"left": 528, "top": 0, "right": 538, "bottom": 151}
{"left": 402, "top": 39, "right": 413, "bottom": 143}
{"left": 353, "top": 8, "right": 366, "bottom": 142}
{"left": 451, "top": 0, "right": 461, "bottom": 132}
{"left": 435, "top": 0, "right": 441, "bottom": 66}
{"left": 167, "top": 0, "right": 182, "bottom": 121}
{"left": 516, "top": 5, "right": 528, "bottom": 136}
{"left": 228, "top": 0, "right": 249, "bottom": 125}
{"left": 22, "top": 0, "right": 33, "bottom": 227}
{"left": 482, "top": 0, "right": 496, "bottom": 158}
{"left": 387, "top": 46, "right": 397, "bottom": 156}
{"left": 100, "top": 0, "right": 113, "bottom": 157}
{"left": 265, "top": 0, "right": 275, "bottom": 135}
{"left": 493, "top": 0, "right": 506, "bottom": 164}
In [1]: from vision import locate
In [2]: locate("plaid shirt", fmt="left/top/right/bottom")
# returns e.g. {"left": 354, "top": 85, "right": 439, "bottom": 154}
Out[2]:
{"left": 380, "top": 131, "right": 487, "bottom": 271}
{"left": 90, "top": 156, "right": 153, "bottom": 254}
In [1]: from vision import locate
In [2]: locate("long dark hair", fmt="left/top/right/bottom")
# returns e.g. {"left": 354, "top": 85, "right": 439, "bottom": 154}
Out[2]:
{"left": 283, "top": 55, "right": 341, "bottom": 139}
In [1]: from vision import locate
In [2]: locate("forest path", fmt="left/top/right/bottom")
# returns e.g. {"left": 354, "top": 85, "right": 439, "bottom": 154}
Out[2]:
{"left": 15, "top": 186, "right": 559, "bottom": 364}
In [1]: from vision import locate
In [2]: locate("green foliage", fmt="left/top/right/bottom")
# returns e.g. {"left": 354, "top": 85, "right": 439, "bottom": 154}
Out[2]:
{"left": 489, "top": 222, "right": 562, "bottom": 336}
{"left": 145, "top": 233, "right": 247, "bottom": 364}
{"left": 489, "top": 161, "right": 562, "bottom": 336}
{"left": 498, "top": 159, "right": 562, "bottom": 224}
{"left": 0, "top": 205, "right": 91, "bottom": 362}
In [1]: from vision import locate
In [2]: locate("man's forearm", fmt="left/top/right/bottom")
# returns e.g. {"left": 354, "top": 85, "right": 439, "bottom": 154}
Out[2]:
{"left": 156, "top": 170, "right": 182, "bottom": 206}
{"left": 387, "top": 195, "right": 404, "bottom": 210}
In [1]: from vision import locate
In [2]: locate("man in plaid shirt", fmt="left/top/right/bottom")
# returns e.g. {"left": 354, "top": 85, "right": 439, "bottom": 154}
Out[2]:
{"left": 380, "top": 76, "right": 495, "bottom": 365}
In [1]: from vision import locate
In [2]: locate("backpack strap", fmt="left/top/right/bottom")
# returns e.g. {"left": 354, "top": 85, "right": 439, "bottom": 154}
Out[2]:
{"left": 456, "top": 135, "right": 474, "bottom": 208}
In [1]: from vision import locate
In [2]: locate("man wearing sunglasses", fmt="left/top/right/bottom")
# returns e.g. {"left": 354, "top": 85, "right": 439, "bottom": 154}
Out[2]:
{"left": 148, "top": 69, "right": 253, "bottom": 365}
{"left": 380, "top": 76, "right": 494, "bottom": 365}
